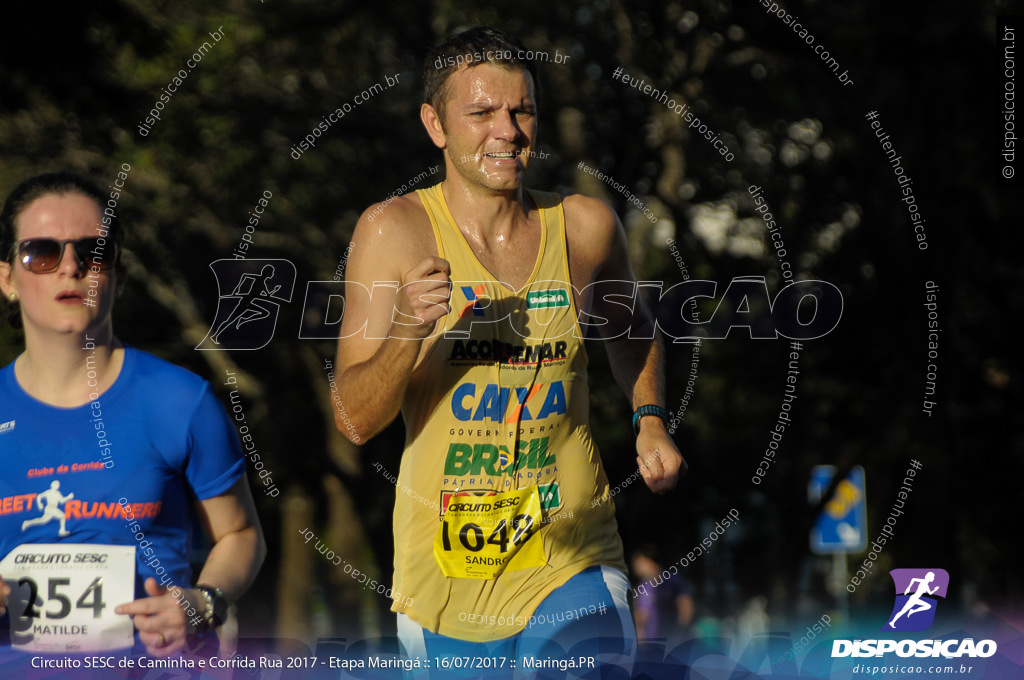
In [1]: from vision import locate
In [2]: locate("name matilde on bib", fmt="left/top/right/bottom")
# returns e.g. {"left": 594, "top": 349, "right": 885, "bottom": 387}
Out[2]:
{"left": 2, "top": 543, "right": 136, "bottom": 653}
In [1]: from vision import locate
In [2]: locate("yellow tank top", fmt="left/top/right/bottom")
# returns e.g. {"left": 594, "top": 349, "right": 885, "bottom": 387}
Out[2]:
{"left": 391, "top": 184, "right": 626, "bottom": 641}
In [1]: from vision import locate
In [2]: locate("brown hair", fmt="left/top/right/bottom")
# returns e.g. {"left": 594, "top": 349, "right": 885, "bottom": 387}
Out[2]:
{"left": 423, "top": 26, "right": 538, "bottom": 126}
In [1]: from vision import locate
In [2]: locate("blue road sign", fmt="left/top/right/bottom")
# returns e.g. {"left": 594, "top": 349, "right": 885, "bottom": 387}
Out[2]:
{"left": 809, "top": 465, "right": 867, "bottom": 554}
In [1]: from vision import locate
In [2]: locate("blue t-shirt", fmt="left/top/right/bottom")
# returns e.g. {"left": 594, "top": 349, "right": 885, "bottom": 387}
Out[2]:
{"left": 0, "top": 346, "right": 244, "bottom": 598}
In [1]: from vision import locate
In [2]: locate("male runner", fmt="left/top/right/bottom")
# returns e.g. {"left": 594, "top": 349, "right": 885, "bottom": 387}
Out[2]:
{"left": 334, "top": 27, "right": 685, "bottom": 674}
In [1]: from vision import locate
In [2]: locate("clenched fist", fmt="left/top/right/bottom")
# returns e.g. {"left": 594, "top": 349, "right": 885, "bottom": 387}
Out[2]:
{"left": 391, "top": 257, "right": 452, "bottom": 340}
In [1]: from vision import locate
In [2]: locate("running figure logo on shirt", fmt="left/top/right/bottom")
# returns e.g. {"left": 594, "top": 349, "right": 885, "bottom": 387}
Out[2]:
{"left": 197, "top": 259, "right": 296, "bottom": 350}
{"left": 21, "top": 480, "right": 74, "bottom": 537}
{"left": 883, "top": 568, "right": 950, "bottom": 632}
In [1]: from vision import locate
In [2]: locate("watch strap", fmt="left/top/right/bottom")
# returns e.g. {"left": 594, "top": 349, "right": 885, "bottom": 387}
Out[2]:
{"left": 194, "top": 584, "right": 227, "bottom": 632}
{"left": 632, "top": 404, "right": 670, "bottom": 435}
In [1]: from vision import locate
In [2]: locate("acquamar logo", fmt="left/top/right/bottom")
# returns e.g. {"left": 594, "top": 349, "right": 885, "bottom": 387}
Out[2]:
{"left": 449, "top": 339, "right": 568, "bottom": 365}
{"left": 451, "top": 381, "right": 566, "bottom": 422}
{"left": 444, "top": 437, "right": 555, "bottom": 476}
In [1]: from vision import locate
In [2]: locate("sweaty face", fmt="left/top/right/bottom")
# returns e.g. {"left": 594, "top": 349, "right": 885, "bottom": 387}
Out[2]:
{"left": 437, "top": 63, "right": 537, "bottom": 193}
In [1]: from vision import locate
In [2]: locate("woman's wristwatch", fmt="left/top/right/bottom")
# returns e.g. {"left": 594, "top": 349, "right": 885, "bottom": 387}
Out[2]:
{"left": 194, "top": 585, "right": 227, "bottom": 632}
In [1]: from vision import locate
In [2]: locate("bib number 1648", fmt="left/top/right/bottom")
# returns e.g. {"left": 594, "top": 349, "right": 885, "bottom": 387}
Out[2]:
{"left": 433, "top": 486, "right": 547, "bottom": 579}
{"left": 440, "top": 513, "right": 536, "bottom": 553}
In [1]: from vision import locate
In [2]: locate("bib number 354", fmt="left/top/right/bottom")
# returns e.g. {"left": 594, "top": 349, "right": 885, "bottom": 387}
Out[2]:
{"left": 0, "top": 544, "right": 136, "bottom": 653}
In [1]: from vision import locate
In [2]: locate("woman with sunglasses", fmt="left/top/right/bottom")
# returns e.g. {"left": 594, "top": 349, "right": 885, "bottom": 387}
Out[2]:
{"left": 0, "top": 172, "right": 266, "bottom": 660}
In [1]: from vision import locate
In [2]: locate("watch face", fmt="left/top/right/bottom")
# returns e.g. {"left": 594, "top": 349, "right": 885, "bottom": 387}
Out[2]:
{"left": 205, "top": 586, "right": 228, "bottom": 626}
{"left": 195, "top": 586, "right": 226, "bottom": 630}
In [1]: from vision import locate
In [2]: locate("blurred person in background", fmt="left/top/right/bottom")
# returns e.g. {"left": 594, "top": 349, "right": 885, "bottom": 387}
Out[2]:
{"left": 631, "top": 545, "right": 695, "bottom": 644}
{"left": 0, "top": 171, "right": 265, "bottom": 659}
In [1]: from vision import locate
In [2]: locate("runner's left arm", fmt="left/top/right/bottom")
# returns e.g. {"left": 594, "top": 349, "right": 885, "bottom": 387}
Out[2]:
{"left": 584, "top": 203, "right": 687, "bottom": 494}
{"left": 192, "top": 477, "right": 265, "bottom": 604}
{"left": 114, "top": 478, "right": 265, "bottom": 656}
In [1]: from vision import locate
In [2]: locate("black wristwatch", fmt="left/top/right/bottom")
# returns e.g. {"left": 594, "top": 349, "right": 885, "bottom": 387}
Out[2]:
{"left": 632, "top": 404, "right": 671, "bottom": 435}
{"left": 194, "top": 585, "right": 227, "bottom": 632}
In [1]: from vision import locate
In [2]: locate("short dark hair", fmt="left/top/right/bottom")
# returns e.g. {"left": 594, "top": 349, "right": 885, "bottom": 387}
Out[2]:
{"left": 632, "top": 544, "right": 663, "bottom": 563}
{"left": 0, "top": 171, "right": 125, "bottom": 264}
{"left": 423, "top": 26, "right": 538, "bottom": 126}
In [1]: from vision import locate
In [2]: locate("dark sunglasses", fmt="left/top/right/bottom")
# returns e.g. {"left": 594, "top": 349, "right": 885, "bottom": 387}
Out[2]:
{"left": 12, "top": 238, "right": 119, "bottom": 274}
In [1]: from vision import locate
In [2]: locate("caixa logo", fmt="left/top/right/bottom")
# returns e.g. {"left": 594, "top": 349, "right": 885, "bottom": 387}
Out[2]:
{"left": 832, "top": 568, "right": 997, "bottom": 659}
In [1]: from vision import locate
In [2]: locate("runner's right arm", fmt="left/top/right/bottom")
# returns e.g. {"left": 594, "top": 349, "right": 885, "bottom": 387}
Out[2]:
{"left": 333, "top": 198, "right": 450, "bottom": 442}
